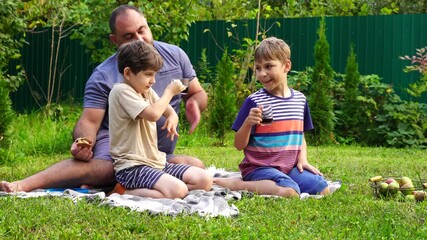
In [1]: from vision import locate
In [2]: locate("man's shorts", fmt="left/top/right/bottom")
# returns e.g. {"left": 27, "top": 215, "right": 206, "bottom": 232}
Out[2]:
{"left": 115, "top": 163, "right": 191, "bottom": 189}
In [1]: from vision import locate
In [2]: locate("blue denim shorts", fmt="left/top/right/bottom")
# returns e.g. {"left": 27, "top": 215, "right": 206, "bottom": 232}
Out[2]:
{"left": 243, "top": 167, "right": 328, "bottom": 195}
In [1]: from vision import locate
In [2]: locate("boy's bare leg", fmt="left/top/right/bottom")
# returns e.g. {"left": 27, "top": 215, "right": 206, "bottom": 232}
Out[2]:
{"left": 182, "top": 167, "right": 212, "bottom": 191}
{"left": 169, "top": 155, "right": 205, "bottom": 169}
{"left": 0, "top": 158, "right": 115, "bottom": 192}
{"left": 320, "top": 186, "right": 331, "bottom": 195}
{"left": 124, "top": 174, "right": 189, "bottom": 199}
{"left": 214, "top": 177, "right": 299, "bottom": 197}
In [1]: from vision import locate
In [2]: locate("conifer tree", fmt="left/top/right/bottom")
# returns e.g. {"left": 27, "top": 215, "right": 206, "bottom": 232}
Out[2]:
{"left": 342, "top": 44, "right": 362, "bottom": 139}
{"left": 209, "top": 49, "right": 237, "bottom": 145}
{"left": 308, "top": 18, "right": 335, "bottom": 145}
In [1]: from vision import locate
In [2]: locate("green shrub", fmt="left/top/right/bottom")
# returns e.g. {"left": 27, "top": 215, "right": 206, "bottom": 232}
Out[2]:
{"left": 375, "top": 97, "right": 427, "bottom": 148}
{"left": 335, "top": 45, "right": 364, "bottom": 143}
{"left": 208, "top": 49, "right": 237, "bottom": 145}
{"left": 0, "top": 80, "right": 14, "bottom": 162}
{"left": 307, "top": 18, "right": 335, "bottom": 145}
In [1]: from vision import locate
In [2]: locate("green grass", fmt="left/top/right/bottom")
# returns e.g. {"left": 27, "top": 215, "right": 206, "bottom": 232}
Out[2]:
{"left": 1, "top": 109, "right": 427, "bottom": 239}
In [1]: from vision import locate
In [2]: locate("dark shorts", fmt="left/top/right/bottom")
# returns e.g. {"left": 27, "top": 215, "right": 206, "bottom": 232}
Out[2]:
{"left": 115, "top": 163, "right": 191, "bottom": 189}
{"left": 243, "top": 167, "right": 328, "bottom": 195}
{"left": 93, "top": 131, "right": 175, "bottom": 161}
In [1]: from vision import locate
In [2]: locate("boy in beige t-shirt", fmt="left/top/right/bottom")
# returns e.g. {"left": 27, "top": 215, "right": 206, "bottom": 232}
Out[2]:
{"left": 109, "top": 40, "right": 212, "bottom": 199}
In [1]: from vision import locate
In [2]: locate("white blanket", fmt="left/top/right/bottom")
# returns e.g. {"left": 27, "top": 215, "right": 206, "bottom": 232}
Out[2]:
{"left": 0, "top": 166, "right": 341, "bottom": 217}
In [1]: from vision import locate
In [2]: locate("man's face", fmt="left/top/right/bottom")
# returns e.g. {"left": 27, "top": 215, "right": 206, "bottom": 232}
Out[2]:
{"left": 110, "top": 9, "right": 154, "bottom": 48}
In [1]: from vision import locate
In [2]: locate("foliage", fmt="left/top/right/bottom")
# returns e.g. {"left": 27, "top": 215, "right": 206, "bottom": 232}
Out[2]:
{"left": 194, "top": 0, "right": 426, "bottom": 20}
{"left": 207, "top": 1, "right": 281, "bottom": 108}
{"left": 0, "top": 80, "right": 14, "bottom": 161}
{"left": 71, "top": 0, "right": 198, "bottom": 63}
{"left": 400, "top": 46, "right": 427, "bottom": 98}
{"left": 375, "top": 97, "right": 427, "bottom": 148}
{"left": 195, "top": 0, "right": 258, "bottom": 20}
{"left": 288, "top": 68, "right": 313, "bottom": 93}
{"left": 0, "top": 0, "right": 26, "bottom": 160}
{"left": 277, "top": 0, "right": 421, "bottom": 17}
{"left": 0, "top": 0, "right": 27, "bottom": 92}
{"left": 208, "top": 50, "right": 237, "bottom": 145}
{"left": 196, "top": 48, "right": 213, "bottom": 85}
{"left": 19, "top": 0, "right": 89, "bottom": 113}
{"left": 307, "top": 18, "right": 335, "bottom": 145}
{"left": 69, "top": 0, "right": 116, "bottom": 64}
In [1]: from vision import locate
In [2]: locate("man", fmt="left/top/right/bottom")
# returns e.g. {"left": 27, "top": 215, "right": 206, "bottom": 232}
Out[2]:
{"left": 0, "top": 5, "right": 207, "bottom": 192}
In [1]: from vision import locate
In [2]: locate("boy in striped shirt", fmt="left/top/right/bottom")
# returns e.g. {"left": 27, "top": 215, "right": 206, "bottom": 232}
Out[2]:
{"left": 214, "top": 37, "right": 330, "bottom": 197}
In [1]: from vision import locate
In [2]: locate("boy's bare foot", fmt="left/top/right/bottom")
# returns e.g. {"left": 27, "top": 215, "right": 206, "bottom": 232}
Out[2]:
{"left": 213, "top": 177, "right": 243, "bottom": 190}
{"left": 0, "top": 181, "right": 22, "bottom": 192}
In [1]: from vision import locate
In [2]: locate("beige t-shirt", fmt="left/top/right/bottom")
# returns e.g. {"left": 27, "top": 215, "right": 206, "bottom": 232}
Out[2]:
{"left": 109, "top": 83, "right": 166, "bottom": 172}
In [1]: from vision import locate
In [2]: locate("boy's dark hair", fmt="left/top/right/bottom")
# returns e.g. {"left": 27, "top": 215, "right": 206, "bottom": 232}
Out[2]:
{"left": 117, "top": 41, "right": 163, "bottom": 75}
{"left": 109, "top": 5, "right": 143, "bottom": 34}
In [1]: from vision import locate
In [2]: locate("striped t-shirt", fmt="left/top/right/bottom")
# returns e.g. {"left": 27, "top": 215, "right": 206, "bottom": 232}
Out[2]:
{"left": 232, "top": 88, "right": 313, "bottom": 177}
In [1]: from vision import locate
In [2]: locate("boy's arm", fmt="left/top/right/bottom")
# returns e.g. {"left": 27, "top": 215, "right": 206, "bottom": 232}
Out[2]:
{"left": 234, "top": 107, "right": 262, "bottom": 150}
{"left": 296, "top": 136, "right": 323, "bottom": 175}
{"left": 138, "top": 82, "right": 183, "bottom": 122}
{"left": 160, "top": 105, "right": 179, "bottom": 141}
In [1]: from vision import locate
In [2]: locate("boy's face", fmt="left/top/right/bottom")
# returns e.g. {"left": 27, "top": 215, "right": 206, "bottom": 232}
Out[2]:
{"left": 255, "top": 58, "right": 291, "bottom": 97}
{"left": 124, "top": 68, "right": 157, "bottom": 94}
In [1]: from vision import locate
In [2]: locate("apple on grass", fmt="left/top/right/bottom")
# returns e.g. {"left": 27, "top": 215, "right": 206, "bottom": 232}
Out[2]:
{"left": 405, "top": 194, "right": 415, "bottom": 201}
{"left": 400, "top": 182, "right": 415, "bottom": 195}
{"left": 379, "top": 182, "right": 389, "bottom": 197}
{"left": 413, "top": 191, "right": 427, "bottom": 201}
{"left": 387, "top": 181, "right": 400, "bottom": 196}
{"left": 385, "top": 178, "right": 397, "bottom": 184}
{"left": 399, "top": 176, "right": 413, "bottom": 186}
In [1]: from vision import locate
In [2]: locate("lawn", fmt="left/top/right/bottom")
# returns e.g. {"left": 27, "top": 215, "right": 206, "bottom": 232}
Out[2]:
{"left": 1, "top": 109, "right": 427, "bottom": 239}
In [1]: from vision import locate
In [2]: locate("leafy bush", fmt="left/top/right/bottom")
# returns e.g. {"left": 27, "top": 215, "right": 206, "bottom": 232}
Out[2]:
{"left": 400, "top": 46, "right": 427, "bottom": 98}
{"left": 375, "top": 97, "right": 427, "bottom": 148}
{"left": 0, "top": 80, "right": 14, "bottom": 161}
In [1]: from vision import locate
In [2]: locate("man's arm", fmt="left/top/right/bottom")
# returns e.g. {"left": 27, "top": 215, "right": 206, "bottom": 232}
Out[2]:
{"left": 184, "top": 77, "right": 208, "bottom": 134}
{"left": 71, "top": 108, "right": 105, "bottom": 161}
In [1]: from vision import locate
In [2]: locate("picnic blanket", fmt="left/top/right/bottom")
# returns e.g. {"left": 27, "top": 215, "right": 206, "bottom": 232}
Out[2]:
{"left": 0, "top": 166, "right": 341, "bottom": 217}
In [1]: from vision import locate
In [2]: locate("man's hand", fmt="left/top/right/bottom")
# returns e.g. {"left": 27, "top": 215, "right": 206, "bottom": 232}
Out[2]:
{"left": 185, "top": 98, "right": 201, "bottom": 134}
{"left": 70, "top": 138, "right": 93, "bottom": 161}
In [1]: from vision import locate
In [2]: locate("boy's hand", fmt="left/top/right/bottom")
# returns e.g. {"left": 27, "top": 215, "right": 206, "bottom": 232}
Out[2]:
{"left": 162, "top": 113, "right": 179, "bottom": 141}
{"left": 168, "top": 79, "right": 186, "bottom": 95}
{"left": 244, "top": 107, "right": 263, "bottom": 126}
{"left": 296, "top": 162, "right": 323, "bottom": 176}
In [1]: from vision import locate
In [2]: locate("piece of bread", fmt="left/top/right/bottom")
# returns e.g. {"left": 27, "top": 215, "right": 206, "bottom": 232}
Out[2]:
{"left": 75, "top": 137, "right": 92, "bottom": 148}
